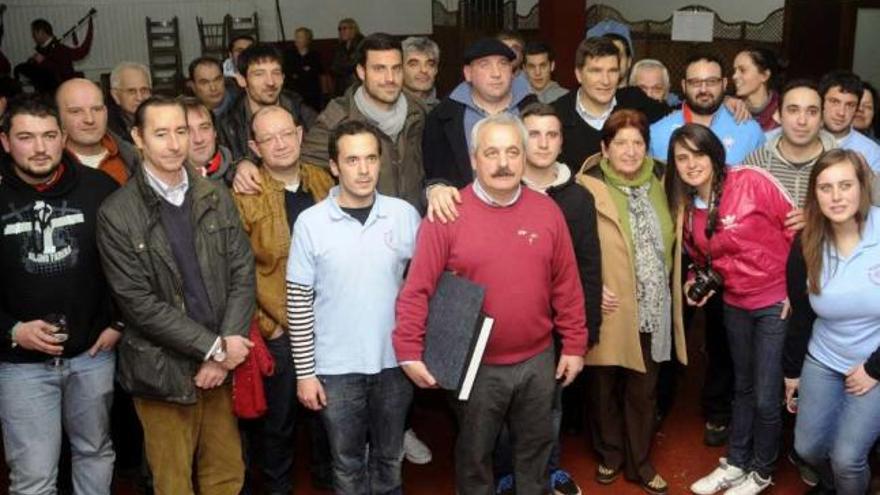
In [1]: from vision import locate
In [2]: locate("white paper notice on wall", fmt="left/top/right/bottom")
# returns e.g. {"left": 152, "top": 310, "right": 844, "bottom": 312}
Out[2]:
{"left": 671, "top": 11, "right": 714, "bottom": 42}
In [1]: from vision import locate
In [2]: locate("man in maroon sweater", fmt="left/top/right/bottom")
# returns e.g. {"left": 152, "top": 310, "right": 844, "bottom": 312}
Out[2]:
{"left": 393, "top": 113, "right": 587, "bottom": 494}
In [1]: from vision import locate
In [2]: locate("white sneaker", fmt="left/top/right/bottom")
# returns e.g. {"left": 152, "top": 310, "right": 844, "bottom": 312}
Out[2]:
{"left": 723, "top": 472, "right": 771, "bottom": 495}
{"left": 690, "top": 458, "right": 746, "bottom": 494}
{"left": 403, "top": 428, "right": 432, "bottom": 464}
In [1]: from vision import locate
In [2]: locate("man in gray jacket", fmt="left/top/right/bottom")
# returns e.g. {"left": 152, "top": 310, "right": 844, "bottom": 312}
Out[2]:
{"left": 97, "top": 95, "right": 256, "bottom": 495}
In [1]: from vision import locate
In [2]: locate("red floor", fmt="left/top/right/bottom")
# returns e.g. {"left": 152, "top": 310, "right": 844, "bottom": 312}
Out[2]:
{"left": 5, "top": 327, "right": 880, "bottom": 494}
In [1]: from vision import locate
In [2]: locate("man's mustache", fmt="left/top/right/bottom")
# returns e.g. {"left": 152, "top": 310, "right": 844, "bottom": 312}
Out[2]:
{"left": 491, "top": 167, "right": 515, "bottom": 178}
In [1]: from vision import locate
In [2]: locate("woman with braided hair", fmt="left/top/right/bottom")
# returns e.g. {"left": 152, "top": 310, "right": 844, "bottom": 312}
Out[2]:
{"left": 665, "top": 123, "right": 798, "bottom": 495}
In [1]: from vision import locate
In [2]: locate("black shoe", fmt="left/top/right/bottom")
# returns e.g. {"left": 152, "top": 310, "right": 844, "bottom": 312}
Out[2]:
{"left": 805, "top": 484, "right": 835, "bottom": 494}
{"left": 788, "top": 451, "right": 820, "bottom": 487}
{"left": 550, "top": 469, "right": 582, "bottom": 495}
{"left": 703, "top": 422, "right": 729, "bottom": 447}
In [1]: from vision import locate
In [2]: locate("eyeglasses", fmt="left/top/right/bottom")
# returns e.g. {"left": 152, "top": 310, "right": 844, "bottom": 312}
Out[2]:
{"left": 255, "top": 129, "right": 298, "bottom": 146}
{"left": 685, "top": 77, "right": 723, "bottom": 88}
{"left": 338, "top": 25, "right": 352, "bottom": 32}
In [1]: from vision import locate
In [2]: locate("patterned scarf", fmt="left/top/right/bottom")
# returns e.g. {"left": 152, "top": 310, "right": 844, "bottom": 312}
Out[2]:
{"left": 603, "top": 160, "right": 672, "bottom": 363}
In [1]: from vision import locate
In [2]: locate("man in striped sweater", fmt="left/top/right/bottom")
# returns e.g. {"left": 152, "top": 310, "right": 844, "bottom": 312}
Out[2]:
{"left": 744, "top": 79, "right": 837, "bottom": 211}
{"left": 286, "top": 120, "right": 420, "bottom": 494}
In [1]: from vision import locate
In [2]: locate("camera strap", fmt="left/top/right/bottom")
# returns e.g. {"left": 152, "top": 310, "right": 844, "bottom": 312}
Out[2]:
{"left": 686, "top": 200, "right": 714, "bottom": 267}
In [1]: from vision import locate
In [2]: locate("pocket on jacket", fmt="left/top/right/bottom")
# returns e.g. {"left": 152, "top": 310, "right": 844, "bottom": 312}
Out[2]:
{"left": 118, "top": 336, "right": 190, "bottom": 400}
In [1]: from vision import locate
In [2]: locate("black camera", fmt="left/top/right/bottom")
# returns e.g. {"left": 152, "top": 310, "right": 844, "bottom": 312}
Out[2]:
{"left": 688, "top": 265, "right": 723, "bottom": 302}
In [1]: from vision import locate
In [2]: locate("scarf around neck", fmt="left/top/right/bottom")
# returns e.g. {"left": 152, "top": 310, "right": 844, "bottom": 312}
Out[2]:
{"left": 601, "top": 156, "right": 672, "bottom": 363}
{"left": 354, "top": 85, "right": 408, "bottom": 141}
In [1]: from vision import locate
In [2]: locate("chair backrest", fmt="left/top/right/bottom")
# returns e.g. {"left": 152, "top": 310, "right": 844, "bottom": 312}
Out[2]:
{"left": 197, "top": 16, "right": 227, "bottom": 59}
{"left": 225, "top": 12, "right": 259, "bottom": 42}
{"left": 145, "top": 16, "right": 183, "bottom": 94}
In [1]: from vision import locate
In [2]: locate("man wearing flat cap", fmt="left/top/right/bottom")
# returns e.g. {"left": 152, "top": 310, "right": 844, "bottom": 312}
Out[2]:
{"left": 421, "top": 38, "right": 537, "bottom": 192}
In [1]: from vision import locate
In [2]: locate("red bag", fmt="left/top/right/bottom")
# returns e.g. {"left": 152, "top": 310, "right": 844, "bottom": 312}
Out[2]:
{"left": 232, "top": 320, "right": 276, "bottom": 418}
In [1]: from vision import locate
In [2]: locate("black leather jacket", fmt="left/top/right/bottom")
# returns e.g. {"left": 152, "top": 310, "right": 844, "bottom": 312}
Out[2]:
{"left": 217, "top": 90, "right": 317, "bottom": 162}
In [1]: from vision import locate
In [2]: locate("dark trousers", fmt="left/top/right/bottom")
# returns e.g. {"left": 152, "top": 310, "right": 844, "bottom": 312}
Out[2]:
{"left": 724, "top": 302, "right": 787, "bottom": 478}
{"left": 454, "top": 346, "right": 556, "bottom": 495}
{"left": 493, "top": 380, "right": 564, "bottom": 478}
{"left": 681, "top": 251, "right": 734, "bottom": 426}
{"left": 588, "top": 333, "right": 660, "bottom": 483}
{"left": 14, "top": 61, "right": 61, "bottom": 94}
{"left": 320, "top": 367, "right": 413, "bottom": 495}
{"left": 241, "top": 333, "right": 298, "bottom": 495}
{"left": 701, "top": 292, "right": 734, "bottom": 426}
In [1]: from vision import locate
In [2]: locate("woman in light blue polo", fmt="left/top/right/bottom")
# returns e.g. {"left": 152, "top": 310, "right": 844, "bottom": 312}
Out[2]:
{"left": 784, "top": 148, "right": 880, "bottom": 495}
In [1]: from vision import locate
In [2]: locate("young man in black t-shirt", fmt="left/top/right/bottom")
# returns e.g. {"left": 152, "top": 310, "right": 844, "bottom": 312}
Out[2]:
{"left": 0, "top": 95, "right": 120, "bottom": 494}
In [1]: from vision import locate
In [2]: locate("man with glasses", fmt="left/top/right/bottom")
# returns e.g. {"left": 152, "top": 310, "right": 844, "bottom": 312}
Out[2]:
{"left": 234, "top": 105, "right": 334, "bottom": 495}
{"left": 108, "top": 61, "right": 152, "bottom": 144}
{"left": 330, "top": 18, "right": 362, "bottom": 97}
{"left": 648, "top": 54, "right": 764, "bottom": 453}
{"left": 650, "top": 53, "right": 764, "bottom": 164}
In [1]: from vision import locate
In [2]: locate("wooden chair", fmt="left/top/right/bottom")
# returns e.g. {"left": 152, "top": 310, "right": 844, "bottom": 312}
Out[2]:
{"left": 225, "top": 12, "right": 259, "bottom": 43}
{"left": 145, "top": 16, "right": 183, "bottom": 95}
{"left": 197, "top": 16, "right": 227, "bottom": 61}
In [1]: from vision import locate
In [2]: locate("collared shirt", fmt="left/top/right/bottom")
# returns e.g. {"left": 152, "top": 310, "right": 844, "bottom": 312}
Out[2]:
{"left": 472, "top": 179, "right": 522, "bottom": 207}
{"left": 837, "top": 129, "right": 880, "bottom": 172}
{"left": 144, "top": 164, "right": 189, "bottom": 207}
{"left": 809, "top": 206, "right": 880, "bottom": 374}
{"left": 286, "top": 186, "right": 421, "bottom": 375}
{"left": 650, "top": 105, "right": 765, "bottom": 165}
{"left": 576, "top": 90, "right": 616, "bottom": 131}
{"left": 222, "top": 58, "right": 237, "bottom": 78}
{"left": 144, "top": 163, "right": 220, "bottom": 360}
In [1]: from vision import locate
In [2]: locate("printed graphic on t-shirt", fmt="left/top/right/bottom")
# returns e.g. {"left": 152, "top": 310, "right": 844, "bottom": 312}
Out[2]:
{"left": 2, "top": 200, "right": 84, "bottom": 275}
{"left": 868, "top": 263, "right": 880, "bottom": 286}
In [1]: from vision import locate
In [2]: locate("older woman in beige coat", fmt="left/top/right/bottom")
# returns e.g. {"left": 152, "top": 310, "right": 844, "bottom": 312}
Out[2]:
{"left": 576, "top": 109, "right": 686, "bottom": 495}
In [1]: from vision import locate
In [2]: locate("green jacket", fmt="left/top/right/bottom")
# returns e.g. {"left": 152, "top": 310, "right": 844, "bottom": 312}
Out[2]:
{"left": 97, "top": 165, "right": 255, "bottom": 404}
{"left": 300, "top": 85, "right": 427, "bottom": 209}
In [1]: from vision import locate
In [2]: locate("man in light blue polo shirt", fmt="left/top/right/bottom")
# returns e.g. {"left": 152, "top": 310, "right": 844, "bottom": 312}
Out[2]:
{"left": 286, "top": 120, "right": 420, "bottom": 495}
{"left": 819, "top": 70, "right": 880, "bottom": 172}
{"left": 650, "top": 53, "right": 764, "bottom": 165}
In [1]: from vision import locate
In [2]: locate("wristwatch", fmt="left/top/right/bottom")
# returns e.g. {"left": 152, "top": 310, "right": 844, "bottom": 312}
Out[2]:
{"left": 211, "top": 337, "right": 227, "bottom": 363}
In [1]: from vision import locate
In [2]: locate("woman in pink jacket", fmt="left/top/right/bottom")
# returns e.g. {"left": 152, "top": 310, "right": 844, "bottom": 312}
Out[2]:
{"left": 665, "top": 124, "right": 796, "bottom": 495}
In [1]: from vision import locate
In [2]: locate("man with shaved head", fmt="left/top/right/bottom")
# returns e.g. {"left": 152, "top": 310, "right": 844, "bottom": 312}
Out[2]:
{"left": 56, "top": 78, "right": 138, "bottom": 184}
{"left": 234, "top": 105, "right": 333, "bottom": 495}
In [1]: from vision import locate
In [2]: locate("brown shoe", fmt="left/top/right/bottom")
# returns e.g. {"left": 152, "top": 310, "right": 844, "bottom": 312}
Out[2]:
{"left": 642, "top": 474, "right": 668, "bottom": 495}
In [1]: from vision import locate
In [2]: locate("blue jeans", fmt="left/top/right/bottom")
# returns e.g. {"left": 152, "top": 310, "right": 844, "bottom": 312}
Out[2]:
{"left": 319, "top": 367, "right": 413, "bottom": 495}
{"left": 723, "top": 302, "right": 786, "bottom": 478}
{"left": 794, "top": 355, "right": 880, "bottom": 495}
{"left": 0, "top": 350, "right": 116, "bottom": 495}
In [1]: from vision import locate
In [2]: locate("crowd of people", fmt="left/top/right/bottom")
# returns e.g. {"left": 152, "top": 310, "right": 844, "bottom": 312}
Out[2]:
{"left": 0, "top": 12, "right": 878, "bottom": 495}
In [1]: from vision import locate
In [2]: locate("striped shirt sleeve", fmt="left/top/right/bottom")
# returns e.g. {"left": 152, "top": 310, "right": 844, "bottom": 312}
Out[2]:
{"left": 287, "top": 280, "right": 317, "bottom": 378}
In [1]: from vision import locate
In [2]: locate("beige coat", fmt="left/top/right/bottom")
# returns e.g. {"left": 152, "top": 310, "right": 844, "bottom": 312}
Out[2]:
{"left": 576, "top": 154, "right": 687, "bottom": 372}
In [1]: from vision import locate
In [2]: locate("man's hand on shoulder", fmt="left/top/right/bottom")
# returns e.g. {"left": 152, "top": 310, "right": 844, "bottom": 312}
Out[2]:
{"left": 426, "top": 185, "right": 461, "bottom": 224}
{"left": 232, "top": 160, "right": 262, "bottom": 195}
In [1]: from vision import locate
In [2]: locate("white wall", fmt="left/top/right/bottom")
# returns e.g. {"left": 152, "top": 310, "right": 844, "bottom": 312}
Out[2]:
{"left": 1, "top": 0, "right": 431, "bottom": 80}
{"left": 440, "top": 0, "right": 538, "bottom": 16}
{"left": 596, "top": 0, "right": 784, "bottom": 23}
{"left": 853, "top": 8, "right": 880, "bottom": 91}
